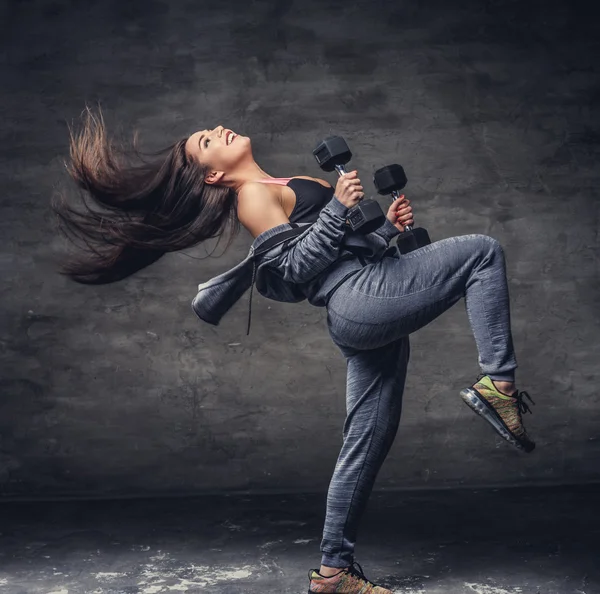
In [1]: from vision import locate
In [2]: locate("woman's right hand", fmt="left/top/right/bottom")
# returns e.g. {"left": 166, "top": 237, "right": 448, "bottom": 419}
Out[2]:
{"left": 334, "top": 170, "right": 365, "bottom": 208}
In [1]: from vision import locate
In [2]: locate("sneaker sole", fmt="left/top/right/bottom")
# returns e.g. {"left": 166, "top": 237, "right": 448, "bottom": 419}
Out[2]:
{"left": 460, "top": 387, "right": 535, "bottom": 453}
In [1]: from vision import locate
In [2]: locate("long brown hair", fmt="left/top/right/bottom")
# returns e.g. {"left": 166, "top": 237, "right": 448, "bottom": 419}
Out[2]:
{"left": 51, "top": 106, "right": 240, "bottom": 284}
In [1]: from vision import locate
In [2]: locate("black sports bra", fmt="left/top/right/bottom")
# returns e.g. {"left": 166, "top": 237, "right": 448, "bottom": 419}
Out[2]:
{"left": 256, "top": 177, "right": 334, "bottom": 224}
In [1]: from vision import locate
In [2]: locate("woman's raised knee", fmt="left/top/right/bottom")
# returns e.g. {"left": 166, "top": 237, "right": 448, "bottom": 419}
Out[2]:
{"left": 472, "top": 234, "right": 503, "bottom": 253}
{"left": 473, "top": 235, "right": 505, "bottom": 270}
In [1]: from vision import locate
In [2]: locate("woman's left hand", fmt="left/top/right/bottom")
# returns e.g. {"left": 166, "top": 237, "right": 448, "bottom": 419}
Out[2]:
{"left": 386, "top": 195, "right": 414, "bottom": 232}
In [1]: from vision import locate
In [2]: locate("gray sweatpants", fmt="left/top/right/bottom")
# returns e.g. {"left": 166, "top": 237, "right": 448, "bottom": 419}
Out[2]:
{"left": 320, "top": 234, "right": 517, "bottom": 568}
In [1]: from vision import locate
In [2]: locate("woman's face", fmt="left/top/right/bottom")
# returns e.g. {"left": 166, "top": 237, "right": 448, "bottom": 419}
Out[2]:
{"left": 185, "top": 125, "right": 250, "bottom": 185}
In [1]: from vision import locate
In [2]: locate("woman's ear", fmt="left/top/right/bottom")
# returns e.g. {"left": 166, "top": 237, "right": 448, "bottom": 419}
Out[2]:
{"left": 204, "top": 171, "right": 224, "bottom": 185}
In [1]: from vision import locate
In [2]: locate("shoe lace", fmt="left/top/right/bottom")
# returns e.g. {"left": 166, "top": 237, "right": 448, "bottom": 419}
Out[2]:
{"left": 346, "top": 561, "right": 377, "bottom": 587}
{"left": 515, "top": 390, "right": 535, "bottom": 415}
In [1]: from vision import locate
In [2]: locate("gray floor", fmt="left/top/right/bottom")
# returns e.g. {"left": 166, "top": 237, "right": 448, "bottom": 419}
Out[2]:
{"left": 0, "top": 484, "right": 598, "bottom": 593}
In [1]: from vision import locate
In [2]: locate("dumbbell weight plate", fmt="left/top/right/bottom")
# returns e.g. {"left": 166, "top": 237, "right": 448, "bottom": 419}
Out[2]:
{"left": 396, "top": 227, "right": 432, "bottom": 254}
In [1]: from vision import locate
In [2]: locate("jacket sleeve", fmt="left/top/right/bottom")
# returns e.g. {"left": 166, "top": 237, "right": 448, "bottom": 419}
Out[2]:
{"left": 372, "top": 217, "right": 401, "bottom": 244}
{"left": 259, "top": 194, "right": 350, "bottom": 284}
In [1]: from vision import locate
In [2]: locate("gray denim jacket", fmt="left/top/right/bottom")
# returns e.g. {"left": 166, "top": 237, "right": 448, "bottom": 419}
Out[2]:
{"left": 191, "top": 194, "right": 401, "bottom": 334}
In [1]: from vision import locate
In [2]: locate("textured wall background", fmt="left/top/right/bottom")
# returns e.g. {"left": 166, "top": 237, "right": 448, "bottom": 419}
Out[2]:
{"left": 1, "top": 0, "right": 598, "bottom": 500}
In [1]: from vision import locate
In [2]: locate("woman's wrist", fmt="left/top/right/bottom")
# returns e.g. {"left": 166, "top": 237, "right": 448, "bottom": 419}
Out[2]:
{"left": 329, "top": 194, "right": 350, "bottom": 217}
{"left": 376, "top": 217, "right": 402, "bottom": 241}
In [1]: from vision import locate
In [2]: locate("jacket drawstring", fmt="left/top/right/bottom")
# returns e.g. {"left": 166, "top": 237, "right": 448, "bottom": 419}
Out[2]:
{"left": 247, "top": 258, "right": 257, "bottom": 335}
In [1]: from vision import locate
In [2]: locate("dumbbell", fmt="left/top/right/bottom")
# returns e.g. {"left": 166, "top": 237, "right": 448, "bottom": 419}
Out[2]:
{"left": 373, "top": 164, "right": 431, "bottom": 254}
{"left": 313, "top": 136, "right": 386, "bottom": 235}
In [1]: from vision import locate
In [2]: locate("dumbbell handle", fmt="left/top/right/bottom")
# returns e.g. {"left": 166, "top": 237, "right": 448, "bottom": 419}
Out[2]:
{"left": 334, "top": 163, "right": 412, "bottom": 234}
{"left": 391, "top": 188, "right": 413, "bottom": 232}
{"left": 335, "top": 163, "right": 398, "bottom": 223}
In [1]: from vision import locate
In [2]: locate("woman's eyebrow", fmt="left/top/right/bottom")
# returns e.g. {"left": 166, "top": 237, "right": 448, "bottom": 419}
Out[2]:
{"left": 198, "top": 133, "right": 205, "bottom": 150}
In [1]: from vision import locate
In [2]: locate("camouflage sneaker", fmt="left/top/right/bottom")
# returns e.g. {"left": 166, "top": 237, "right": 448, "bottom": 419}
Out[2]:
{"left": 460, "top": 374, "right": 536, "bottom": 453}
{"left": 308, "top": 561, "right": 392, "bottom": 593}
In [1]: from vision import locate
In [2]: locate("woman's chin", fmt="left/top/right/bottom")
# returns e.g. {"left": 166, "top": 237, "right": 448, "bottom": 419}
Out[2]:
{"left": 238, "top": 135, "right": 252, "bottom": 152}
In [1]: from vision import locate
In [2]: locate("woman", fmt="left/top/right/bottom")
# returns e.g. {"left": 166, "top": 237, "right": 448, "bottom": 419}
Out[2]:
{"left": 52, "top": 107, "right": 536, "bottom": 594}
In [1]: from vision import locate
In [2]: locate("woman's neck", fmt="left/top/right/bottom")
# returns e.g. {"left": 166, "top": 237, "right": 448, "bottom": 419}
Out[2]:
{"left": 229, "top": 163, "right": 278, "bottom": 193}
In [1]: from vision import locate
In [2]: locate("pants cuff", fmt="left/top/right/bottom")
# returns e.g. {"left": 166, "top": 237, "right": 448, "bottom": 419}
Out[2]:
{"left": 320, "top": 553, "right": 352, "bottom": 569}
{"left": 487, "top": 372, "right": 516, "bottom": 382}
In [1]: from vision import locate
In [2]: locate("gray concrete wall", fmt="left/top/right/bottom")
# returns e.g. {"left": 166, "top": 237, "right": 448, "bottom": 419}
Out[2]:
{"left": 1, "top": 0, "right": 598, "bottom": 500}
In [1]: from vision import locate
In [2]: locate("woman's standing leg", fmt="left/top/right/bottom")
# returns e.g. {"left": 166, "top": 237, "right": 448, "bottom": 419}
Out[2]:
{"left": 319, "top": 336, "right": 410, "bottom": 569}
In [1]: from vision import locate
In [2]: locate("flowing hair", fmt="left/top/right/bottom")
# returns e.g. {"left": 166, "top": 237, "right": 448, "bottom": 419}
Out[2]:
{"left": 50, "top": 106, "right": 240, "bottom": 284}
